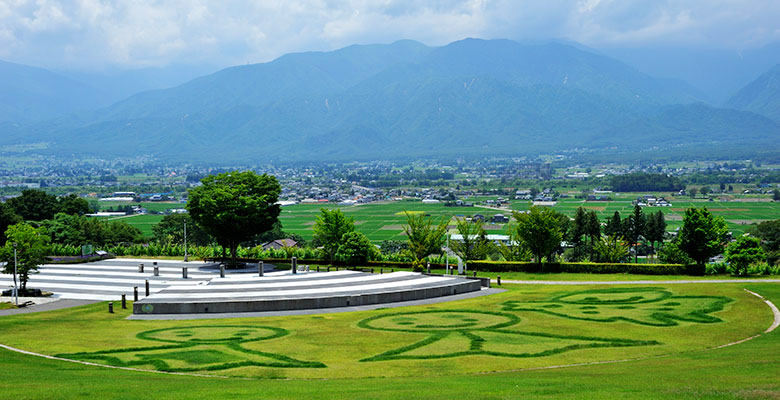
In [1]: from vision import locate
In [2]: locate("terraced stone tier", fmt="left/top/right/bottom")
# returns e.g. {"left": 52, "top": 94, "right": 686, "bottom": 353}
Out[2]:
{"left": 0, "top": 259, "right": 222, "bottom": 301}
{"left": 133, "top": 270, "right": 483, "bottom": 315}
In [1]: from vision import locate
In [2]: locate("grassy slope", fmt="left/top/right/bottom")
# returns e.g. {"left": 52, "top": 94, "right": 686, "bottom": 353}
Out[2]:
{"left": 0, "top": 283, "right": 777, "bottom": 398}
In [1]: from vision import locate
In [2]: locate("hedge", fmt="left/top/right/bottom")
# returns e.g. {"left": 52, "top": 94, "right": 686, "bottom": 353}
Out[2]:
{"left": 466, "top": 260, "right": 702, "bottom": 275}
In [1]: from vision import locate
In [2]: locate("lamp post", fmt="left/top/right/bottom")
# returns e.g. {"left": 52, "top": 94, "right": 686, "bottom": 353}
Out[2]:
{"left": 13, "top": 242, "right": 18, "bottom": 306}
{"left": 445, "top": 234, "right": 449, "bottom": 275}
{"left": 183, "top": 221, "right": 188, "bottom": 262}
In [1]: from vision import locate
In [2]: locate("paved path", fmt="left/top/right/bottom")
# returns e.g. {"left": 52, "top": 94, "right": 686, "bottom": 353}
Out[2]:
{"left": 0, "top": 299, "right": 97, "bottom": 316}
{"left": 499, "top": 279, "right": 780, "bottom": 285}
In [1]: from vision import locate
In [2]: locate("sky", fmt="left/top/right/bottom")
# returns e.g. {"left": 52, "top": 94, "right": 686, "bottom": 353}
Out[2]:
{"left": 1, "top": 0, "right": 779, "bottom": 71}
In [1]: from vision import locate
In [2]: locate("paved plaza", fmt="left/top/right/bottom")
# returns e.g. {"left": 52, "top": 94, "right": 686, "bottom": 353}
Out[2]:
{"left": 0, "top": 258, "right": 487, "bottom": 316}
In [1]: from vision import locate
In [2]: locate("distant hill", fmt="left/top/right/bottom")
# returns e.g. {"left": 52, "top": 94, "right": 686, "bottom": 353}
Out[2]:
{"left": 5, "top": 39, "right": 779, "bottom": 161}
{"left": 726, "top": 64, "right": 780, "bottom": 123}
{"left": 0, "top": 60, "right": 107, "bottom": 123}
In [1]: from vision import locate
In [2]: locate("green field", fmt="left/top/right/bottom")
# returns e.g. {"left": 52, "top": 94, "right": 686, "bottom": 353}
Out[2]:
{"left": 0, "top": 281, "right": 777, "bottom": 398}
{"left": 104, "top": 195, "right": 778, "bottom": 242}
{"left": 278, "top": 195, "right": 777, "bottom": 244}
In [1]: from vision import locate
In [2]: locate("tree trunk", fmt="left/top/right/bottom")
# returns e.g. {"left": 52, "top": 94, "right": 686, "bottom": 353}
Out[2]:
{"left": 230, "top": 242, "right": 238, "bottom": 264}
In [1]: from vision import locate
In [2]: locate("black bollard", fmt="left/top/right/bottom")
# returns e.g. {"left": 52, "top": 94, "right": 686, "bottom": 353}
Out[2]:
{"left": 154, "top": 266, "right": 159, "bottom": 276}
{"left": 145, "top": 279, "right": 150, "bottom": 296}
{"left": 327, "top": 266, "right": 330, "bottom": 272}
{"left": 121, "top": 294, "right": 127, "bottom": 309}
{"left": 259, "top": 261, "right": 264, "bottom": 277}
{"left": 473, "top": 271, "right": 477, "bottom": 277}
{"left": 380, "top": 268, "right": 383, "bottom": 274}
{"left": 497, "top": 275, "right": 501, "bottom": 286}
{"left": 133, "top": 286, "right": 138, "bottom": 301}
{"left": 182, "top": 267, "right": 188, "bottom": 279}
{"left": 138, "top": 263, "right": 144, "bottom": 273}
{"left": 316, "top": 265, "right": 320, "bottom": 272}
{"left": 220, "top": 265, "right": 225, "bottom": 278}
{"left": 108, "top": 302, "right": 114, "bottom": 313}
{"left": 426, "top": 262, "right": 430, "bottom": 274}
{"left": 291, "top": 257, "right": 297, "bottom": 274}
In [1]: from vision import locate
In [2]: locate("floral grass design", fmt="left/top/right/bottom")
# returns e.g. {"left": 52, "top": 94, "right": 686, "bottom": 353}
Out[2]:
{"left": 56, "top": 325, "right": 325, "bottom": 372}
{"left": 501, "top": 287, "right": 734, "bottom": 326}
{"left": 358, "top": 309, "right": 659, "bottom": 362}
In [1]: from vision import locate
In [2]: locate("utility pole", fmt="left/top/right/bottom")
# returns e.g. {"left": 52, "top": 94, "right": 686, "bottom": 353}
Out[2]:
{"left": 13, "top": 242, "right": 18, "bottom": 306}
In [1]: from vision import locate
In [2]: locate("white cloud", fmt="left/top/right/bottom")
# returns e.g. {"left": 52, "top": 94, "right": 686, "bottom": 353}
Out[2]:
{"left": 0, "top": 0, "right": 777, "bottom": 70}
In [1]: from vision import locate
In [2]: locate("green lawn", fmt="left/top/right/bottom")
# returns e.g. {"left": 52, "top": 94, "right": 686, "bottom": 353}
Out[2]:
{"left": 0, "top": 282, "right": 776, "bottom": 398}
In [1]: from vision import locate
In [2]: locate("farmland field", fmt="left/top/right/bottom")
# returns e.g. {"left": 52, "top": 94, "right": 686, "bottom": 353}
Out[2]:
{"left": 100, "top": 195, "right": 778, "bottom": 242}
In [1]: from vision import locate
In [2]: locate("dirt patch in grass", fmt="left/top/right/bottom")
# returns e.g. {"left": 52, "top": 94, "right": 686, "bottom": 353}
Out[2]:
{"left": 670, "top": 208, "right": 749, "bottom": 212}
{"left": 381, "top": 225, "right": 405, "bottom": 230}
{"left": 728, "top": 219, "right": 770, "bottom": 225}
{"left": 583, "top": 206, "right": 606, "bottom": 211}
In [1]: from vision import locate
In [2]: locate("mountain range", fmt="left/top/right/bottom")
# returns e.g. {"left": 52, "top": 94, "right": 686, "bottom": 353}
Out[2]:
{"left": 2, "top": 38, "right": 779, "bottom": 162}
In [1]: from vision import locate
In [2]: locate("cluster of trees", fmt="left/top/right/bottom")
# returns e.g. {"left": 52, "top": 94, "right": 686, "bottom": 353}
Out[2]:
{"left": 610, "top": 173, "right": 684, "bottom": 192}
{"left": 41, "top": 213, "right": 143, "bottom": 246}
{"left": 0, "top": 190, "right": 94, "bottom": 244}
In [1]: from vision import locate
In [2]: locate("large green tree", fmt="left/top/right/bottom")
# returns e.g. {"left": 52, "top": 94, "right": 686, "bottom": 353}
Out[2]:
{"left": 678, "top": 207, "right": 728, "bottom": 267}
{"left": 747, "top": 219, "right": 780, "bottom": 265}
{"left": 403, "top": 211, "right": 448, "bottom": 262}
{"left": 0, "top": 223, "right": 50, "bottom": 292}
{"left": 313, "top": 208, "right": 355, "bottom": 263}
{"left": 57, "top": 194, "right": 90, "bottom": 216}
{"left": 335, "top": 231, "right": 377, "bottom": 265}
{"left": 450, "top": 218, "right": 493, "bottom": 266}
{"left": 7, "top": 189, "right": 59, "bottom": 221}
{"left": 187, "top": 171, "right": 281, "bottom": 263}
{"left": 512, "top": 207, "right": 562, "bottom": 263}
{"left": 725, "top": 235, "right": 765, "bottom": 276}
{"left": 0, "top": 202, "right": 22, "bottom": 245}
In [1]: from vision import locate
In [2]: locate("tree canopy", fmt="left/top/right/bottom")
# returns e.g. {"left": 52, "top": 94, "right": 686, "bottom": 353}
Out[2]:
{"left": 725, "top": 235, "right": 765, "bottom": 276}
{"left": 450, "top": 218, "right": 493, "bottom": 265}
{"left": 312, "top": 208, "right": 355, "bottom": 263}
{"left": 334, "top": 231, "right": 377, "bottom": 265}
{"left": 0, "top": 202, "right": 22, "bottom": 245}
{"left": 7, "top": 189, "right": 59, "bottom": 221}
{"left": 677, "top": 207, "right": 728, "bottom": 267}
{"left": 403, "top": 211, "right": 448, "bottom": 262}
{"left": 512, "top": 207, "right": 562, "bottom": 263}
{"left": 747, "top": 219, "right": 780, "bottom": 265}
{"left": 0, "top": 223, "right": 50, "bottom": 292}
{"left": 187, "top": 171, "right": 281, "bottom": 262}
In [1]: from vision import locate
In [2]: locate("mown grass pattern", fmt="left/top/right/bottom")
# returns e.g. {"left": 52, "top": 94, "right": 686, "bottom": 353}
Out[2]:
{"left": 501, "top": 287, "right": 734, "bottom": 326}
{"left": 358, "top": 310, "right": 659, "bottom": 362}
{"left": 56, "top": 325, "right": 326, "bottom": 372}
